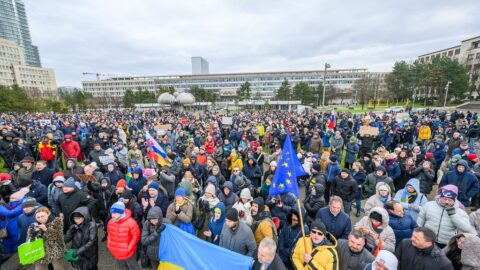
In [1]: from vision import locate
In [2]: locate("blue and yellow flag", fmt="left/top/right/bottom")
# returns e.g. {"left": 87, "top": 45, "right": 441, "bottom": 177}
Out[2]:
{"left": 145, "top": 132, "right": 170, "bottom": 167}
{"left": 269, "top": 133, "right": 306, "bottom": 198}
{"left": 158, "top": 224, "right": 252, "bottom": 270}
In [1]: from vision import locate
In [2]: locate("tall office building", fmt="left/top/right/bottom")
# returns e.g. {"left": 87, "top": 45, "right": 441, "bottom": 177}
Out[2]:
{"left": 0, "top": 0, "right": 41, "bottom": 67}
{"left": 191, "top": 56, "right": 209, "bottom": 75}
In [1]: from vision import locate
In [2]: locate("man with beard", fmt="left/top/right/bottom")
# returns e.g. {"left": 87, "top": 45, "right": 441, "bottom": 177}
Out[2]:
{"left": 336, "top": 230, "right": 374, "bottom": 270}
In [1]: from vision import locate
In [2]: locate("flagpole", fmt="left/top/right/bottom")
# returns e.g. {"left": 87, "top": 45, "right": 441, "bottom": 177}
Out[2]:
{"left": 296, "top": 198, "right": 309, "bottom": 253}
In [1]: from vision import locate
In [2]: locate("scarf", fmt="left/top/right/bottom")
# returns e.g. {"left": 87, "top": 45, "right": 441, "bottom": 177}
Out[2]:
{"left": 379, "top": 195, "right": 389, "bottom": 203}
{"left": 407, "top": 191, "right": 417, "bottom": 203}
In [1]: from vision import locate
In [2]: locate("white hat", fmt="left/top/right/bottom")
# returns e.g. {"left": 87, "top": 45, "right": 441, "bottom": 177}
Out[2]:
{"left": 373, "top": 250, "right": 398, "bottom": 270}
{"left": 270, "top": 161, "right": 277, "bottom": 167}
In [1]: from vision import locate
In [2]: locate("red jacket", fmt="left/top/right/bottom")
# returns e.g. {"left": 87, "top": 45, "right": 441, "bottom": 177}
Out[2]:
{"left": 204, "top": 140, "right": 215, "bottom": 155}
{"left": 38, "top": 140, "right": 56, "bottom": 161}
{"left": 60, "top": 135, "right": 81, "bottom": 159}
{"left": 107, "top": 209, "right": 140, "bottom": 260}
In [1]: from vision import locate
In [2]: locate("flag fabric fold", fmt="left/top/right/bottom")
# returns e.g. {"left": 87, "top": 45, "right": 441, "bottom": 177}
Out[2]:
{"left": 145, "top": 132, "right": 170, "bottom": 167}
{"left": 268, "top": 133, "right": 306, "bottom": 198}
{"left": 328, "top": 109, "right": 336, "bottom": 129}
{"left": 158, "top": 224, "right": 253, "bottom": 270}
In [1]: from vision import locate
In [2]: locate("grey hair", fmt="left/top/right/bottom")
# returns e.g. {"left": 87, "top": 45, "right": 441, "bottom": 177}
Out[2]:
{"left": 259, "top": 237, "right": 277, "bottom": 256}
{"left": 329, "top": 195, "right": 343, "bottom": 205}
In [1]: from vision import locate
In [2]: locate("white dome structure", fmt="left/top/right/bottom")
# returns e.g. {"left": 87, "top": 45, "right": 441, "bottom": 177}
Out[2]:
{"left": 157, "top": 93, "right": 174, "bottom": 104}
{"left": 177, "top": 92, "right": 195, "bottom": 104}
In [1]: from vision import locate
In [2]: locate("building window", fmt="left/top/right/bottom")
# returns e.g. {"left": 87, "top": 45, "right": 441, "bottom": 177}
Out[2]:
{"left": 477, "top": 53, "right": 480, "bottom": 59}
{"left": 468, "top": 54, "right": 474, "bottom": 60}
{"left": 473, "top": 42, "right": 480, "bottom": 49}
{"left": 455, "top": 49, "right": 461, "bottom": 55}
{"left": 442, "top": 52, "right": 447, "bottom": 57}
{"left": 448, "top": 50, "right": 453, "bottom": 56}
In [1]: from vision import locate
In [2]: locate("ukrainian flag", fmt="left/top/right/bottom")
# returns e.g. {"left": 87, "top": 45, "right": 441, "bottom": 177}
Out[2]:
{"left": 158, "top": 224, "right": 252, "bottom": 270}
{"left": 145, "top": 132, "right": 170, "bottom": 167}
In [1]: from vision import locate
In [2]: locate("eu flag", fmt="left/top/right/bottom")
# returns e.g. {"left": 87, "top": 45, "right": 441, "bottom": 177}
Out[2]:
{"left": 269, "top": 133, "right": 306, "bottom": 198}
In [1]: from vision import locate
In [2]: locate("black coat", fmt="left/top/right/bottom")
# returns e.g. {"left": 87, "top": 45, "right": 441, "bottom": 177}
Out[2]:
{"left": 31, "top": 168, "right": 54, "bottom": 187}
{"left": 56, "top": 188, "right": 94, "bottom": 232}
{"left": 395, "top": 239, "right": 453, "bottom": 270}
{"left": 65, "top": 207, "right": 98, "bottom": 270}
{"left": 332, "top": 175, "right": 358, "bottom": 202}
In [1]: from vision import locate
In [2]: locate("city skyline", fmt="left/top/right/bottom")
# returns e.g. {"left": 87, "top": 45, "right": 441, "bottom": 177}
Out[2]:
{"left": 24, "top": 0, "right": 480, "bottom": 87}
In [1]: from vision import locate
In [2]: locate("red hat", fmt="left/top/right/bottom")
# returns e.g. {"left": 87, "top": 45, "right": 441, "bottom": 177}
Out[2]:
{"left": 52, "top": 172, "right": 64, "bottom": 180}
{"left": 116, "top": 179, "right": 127, "bottom": 188}
{"left": 0, "top": 173, "right": 12, "bottom": 185}
{"left": 467, "top": 153, "right": 478, "bottom": 163}
{"left": 425, "top": 152, "right": 434, "bottom": 159}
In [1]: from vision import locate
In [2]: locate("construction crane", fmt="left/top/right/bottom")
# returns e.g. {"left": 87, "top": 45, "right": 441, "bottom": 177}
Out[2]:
{"left": 82, "top": 72, "right": 120, "bottom": 81}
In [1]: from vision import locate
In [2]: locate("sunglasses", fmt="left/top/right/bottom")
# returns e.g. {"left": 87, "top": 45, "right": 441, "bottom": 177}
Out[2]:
{"left": 311, "top": 230, "right": 324, "bottom": 236}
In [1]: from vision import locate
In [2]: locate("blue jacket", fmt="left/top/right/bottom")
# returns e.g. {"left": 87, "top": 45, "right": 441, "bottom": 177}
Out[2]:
{"left": 326, "top": 162, "right": 341, "bottom": 183}
{"left": 345, "top": 143, "right": 359, "bottom": 164}
{"left": 207, "top": 202, "right": 225, "bottom": 245}
{"left": 388, "top": 212, "right": 417, "bottom": 248}
{"left": 266, "top": 192, "right": 296, "bottom": 228}
{"left": 128, "top": 177, "right": 147, "bottom": 198}
{"left": 17, "top": 205, "right": 42, "bottom": 244}
{"left": 278, "top": 207, "right": 309, "bottom": 264}
{"left": 384, "top": 161, "right": 401, "bottom": 182}
{"left": 440, "top": 160, "right": 480, "bottom": 206}
{"left": 0, "top": 198, "right": 24, "bottom": 253}
{"left": 315, "top": 207, "right": 351, "bottom": 240}
{"left": 433, "top": 144, "right": 446, "bottom": 168}
{"left": 393, "top": 178, "right": 428, "bottom": 221}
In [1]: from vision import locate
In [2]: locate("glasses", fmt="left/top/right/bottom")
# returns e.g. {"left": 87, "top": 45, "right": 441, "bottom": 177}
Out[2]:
{"left": 234, "top": 170, "right": 239, "bottom": 172}
{"left": 311, "top": 230, "right": 323, "bottom": 236}
{"left": 291, "top": 218, "right": 299, "bottom": 222}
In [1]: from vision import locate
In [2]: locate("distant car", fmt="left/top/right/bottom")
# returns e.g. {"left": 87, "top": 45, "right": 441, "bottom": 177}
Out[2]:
{"left": 384, "top": 106, "right": 404, "bottom": 113}
{"left": 411, "top": 107, "right": 426, "bottom": 113}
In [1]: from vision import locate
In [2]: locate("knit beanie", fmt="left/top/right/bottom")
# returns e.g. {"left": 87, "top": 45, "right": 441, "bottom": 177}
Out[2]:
{"left": 22, "top": 197, "right": 37, "bottom": 208}
{"left": 121, "top": 189, "right": 133, "bottom": 200}
{"left": 212, "top": 165, "right": 220, "bottom": 171}
{"left": 52, "top": 174, "right": 65, "bottom": 184}
{"left": 310, "top": 219, "right": 327, "bottom": 235}
{"left": 205, "top": 184, "right": 216, "bottom": 196}
{"left": 110, "top": 201, "right": 126, "bottom": 215}
{"left": 370, "top": 211, "right": 383, "bottom": 223}
{"left": 329, "top": 155, "right": 338, "bottom": 163}
{"left": 148, "top": 181, "right": 160, "bottom": 191}
{"left": 175, "top": 187, "right": 186, "bottom": 197}
{"left": 225, "top": 208, "right": 239, "bottom": 222}
{"left": 63, "top": 177, "right": 76, "bottom": 188}
{"left": 440, "top": 190, "right": 457, "bottom": 201}
{"left": 116, "top": 179, "right": 127, "bottom": 188}
{"left": 240, "top": 188, "right": 252, "bottom": 200}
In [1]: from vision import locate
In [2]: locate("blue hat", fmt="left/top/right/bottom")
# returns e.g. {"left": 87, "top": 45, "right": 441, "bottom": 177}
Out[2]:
{"left": 110, "top": 201, "right": 125, "bottom": 215}
{"left": 133, "top": 167, "right": 143, "bottom": 175}
{"left": 131, "top": 159, "right": 138, "bottom": 164}
{"left": 440, "top": 190, "right": 457, "bottom": 201}
{"left": 63, "top": 177, "right": 76, "bottom": 188}
{"left": 175, "top": 187, "right": 186, "bottom": 197}
{"left": 148, "top": 181, "right": 159, "bottom": 191}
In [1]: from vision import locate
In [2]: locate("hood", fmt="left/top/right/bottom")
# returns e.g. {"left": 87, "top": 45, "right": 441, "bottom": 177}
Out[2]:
{"left": 375, "top": 182, "right": 391, "bottom": 196}
{"left": 462, "top": 234, "right": 480, "bottom": 267}
{"left": 213, "top": 202, "right": 226, "bottom": 223}
{"left": 146, "top": 206, "right": 163, "bottom": 224}
{"left": 370, "top": 206, "right": 389, "bottom": 228}
{"left": 133, "top": 167, "right": 143, "bottom": 175}
{"left": 70, "top": 206, "right": 91, "bottom": 223}
{"left": 252, "top": 197, "right": 265, "bottom": 213}
{"left": 178, "top": 179, "right": 193, "bottom": 196}
{"left": 437, "top": 184, "right": 459, "bottom": 197}
{"left": 313, "top": 183, "right": 325, "bottom": 196}
{"left": 287, "top": 204, "right": 307, "bottom": 226}
{"left": 405, "top": 178, "right": 420, "bottom": 193}
{"left": 456, "top": 159, "right": 469, "bottom": 172}
{"left": 64, "top": 134, "right": 72, "bottom": 140}
{"left": 67, "top": 158, "right": 78, "bottom": 167}
{"left": 246, "top": 157, "right": 257, "bottom": 166}
{"left": 100, "top": 176, "right": 111, "bottom": 186}
{"left": 375, "top": 166, "right": 387, "bottom": 175}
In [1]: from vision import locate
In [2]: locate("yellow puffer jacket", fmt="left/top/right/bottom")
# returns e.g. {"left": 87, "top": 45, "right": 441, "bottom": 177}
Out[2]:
{"left": 292, "top": 233, "right": 339, "bottom": 270}
{"left": 229, "top": 151, "right": 243, "bottom": 173}
{"left": 257, "top": 124, "right": 265, "bottom": 137}
{"left": 418, "top": 125, "right": 431, "bottom": 140}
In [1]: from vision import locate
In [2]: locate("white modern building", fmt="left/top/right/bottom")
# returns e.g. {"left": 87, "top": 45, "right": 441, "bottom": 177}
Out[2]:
{"left": 191, "top": 56, "right": 209, "bottom": 75}
{"left": 418, "top": 36, "right": 480, "bottom": 97}
{"left": 82, "top": 68, "right": 371, "bottom": 101}
{"left": 0, "top": 38, "right": 57, "bottom": 98}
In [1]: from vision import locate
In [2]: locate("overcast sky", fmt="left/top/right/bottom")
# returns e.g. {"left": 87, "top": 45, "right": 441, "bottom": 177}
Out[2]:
{"left": 25, "top": 0, "right": 480, "bottom": 87}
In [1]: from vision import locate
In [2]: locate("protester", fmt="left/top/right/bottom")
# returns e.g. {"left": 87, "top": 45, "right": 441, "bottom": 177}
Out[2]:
{"left": 336, "top": 230, "right": 374, "bottom": 270}
{"left": 393, "top": 178, "right": 428, "bottom": 221}
{"left": 386, "top": 200, "right": 418, "bottom": 248}
{"left": 219, "top": 208, "right": 257, "bottom": 256}
{"left": 316, "top": 196, "right": 352, "bottom": 240}
{"left": 364, "top": 182, "right": 391, "bottom": 215}
{"left": 166, "top": 187, "right": 195, "bottom": 234}
{"left": 251, "top": 237, "right": 286, "bottom": 270}
{"left": 444, "top": 233, "right": 480, "bottom": 270}
{"left": 354, "top": 206, "right": 396, "bottom": 254}
{"left": 141, "top": 206, "right": 165, "bottom": 269}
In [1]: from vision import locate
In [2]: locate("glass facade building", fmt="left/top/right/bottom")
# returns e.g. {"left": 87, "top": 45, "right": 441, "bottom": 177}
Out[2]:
{"left": 0, "top": 0, "right": 41, "bottom": 67}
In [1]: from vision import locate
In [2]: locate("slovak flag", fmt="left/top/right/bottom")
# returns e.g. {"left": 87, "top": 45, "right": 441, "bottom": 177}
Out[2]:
{"left": 328, "top": 109, "right": 336, "bottom": 129}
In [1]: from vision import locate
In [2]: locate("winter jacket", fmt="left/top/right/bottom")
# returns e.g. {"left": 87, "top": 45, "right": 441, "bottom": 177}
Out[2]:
{"left": 316, "top": 206, "right": 352, "bottom": 240}
{"left": 345, "top": 143, "right": 359, "bottom": 164}
{"left": 394, "top": 178, "right": 427, "bottom": 221}
{"left": 166, "top": 200, "right": 194, "bottom": 227}
{"left": 0, "top": 198, "right": 24, "bottom": 253}
{"left": 17, "top": 205, "right": 41, "bottom": 244}
{"left": 278, "top": 207, "right": 310, "bottom": 264}
{"left": 207, "top": 202, "right": 225, "bottom": 245}
{"left": 56, "top": 188, "right": 94, "bottom": 232}
{"left": 107, "top": 209, "right": 141, "bottom": 260}
{"left": 242, "top": 158, "right": 262, "bottom": 187}
{"left": 27, "top": 216, "right": 66, "bottom": 265}
{"left": 38, "top": 140, "right": 56, "bottom": 161}
{"left": 31, "top": 168, "right": 54, "bottom": 188}
{"left": 141, "top": 206, "right": 165, "bottom": 262}
{"left": 159, "top": 172, "right": 176, "bottom": 200}
{"left": 219, "top": 221, "right": 257, "bottom": 256}
{"left": 218, "top": 181, "right": 238, "bottom": 210}
{"left": 396, "top": 239, "right": 453, "bottom": 270}
{"left": 417, "top": 196, "right": 474, "bottom": 245}
{"left": 388, "top": 211, "right": 418, "bottom": 248}
{"left": 309, "top": 136, "right": 323, "bottom": 155}
{"left": 291, "top": 233, "right": 339, "bottom": 270}
{"left": 145, "top": 188, "right": 169, "bottom": 219}
{"left": 440, "top": 160, "right": 480, "bottom": 206}
{"left": 444, "top": 233, "right": 480, "bottom": 270}
{"left": 336, "top": 239, "right": 374, "bottom": 270}
{"left": 354, "top": 207, "right": 396, "bottom": 253}
{"left": 63, "top": 158, "right": 85, "bottom": 181}
{"left": 266, "top": 192, "right": 296, "bottom": 228}
{"left": 364, "top": 182, "right": 391, "bottom": 215}
{"left": 104, "top": 169, "right": 124, "bottom": 187}
{"left": 16, "top": 166, "right": 35, "bottom": 184}
{"left": 303, "top": 183, "right": 326, "bottom": 220}
{"left": 411, "top": 166, "right": 435, "bottom": 195}
{"left": 61, "top": 135, "right": 81, "bottom": 159}
{"left": 363, "top": 166, "right": 395, "bottom": 196}
{"left": 128, "top": 176, "right": 147, "bottom": 198}
{"left": 326, "top": 161, "right": 341, "bottom": 183}
{"left": 232, "top": 200, "right": 253, "bottom": 226}
{"left": 26, "top": 180, "right": 48, "bottom": 206}
{"left": 65, "top": 207, "right": 98, "bottom": 270}
{"left": 332, "top": 173, "right": 358, "bottom": 202}
{"left": 383, "top": 159, "right": 401, "bottom": 182}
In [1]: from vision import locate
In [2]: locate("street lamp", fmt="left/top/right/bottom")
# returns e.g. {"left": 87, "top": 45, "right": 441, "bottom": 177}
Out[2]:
{"left": 322, "top": 63, "right": 331, "bottom": 108}
{"left": 443, "top": 81, "right": 452, "bottom": 107}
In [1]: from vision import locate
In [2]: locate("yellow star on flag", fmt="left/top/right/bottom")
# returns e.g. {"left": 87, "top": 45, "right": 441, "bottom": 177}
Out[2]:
{"left": 279, "top": 183, "right": 285, "bottom": 189}
{"left": 287, "top": 171, "right": 292, "bottom": 177}
{"left": 286, "top": 179, "right": 291, "bottom": 185}
{"left": 282, "top": 162, "right": 288, "bottom": 167}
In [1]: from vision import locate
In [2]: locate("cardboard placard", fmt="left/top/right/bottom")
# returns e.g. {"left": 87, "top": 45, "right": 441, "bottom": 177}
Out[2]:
{"left": 39, "top": 119, "right": 51, "bottom": 127}
{"left": 358, "top": 126, "right": 379, "bottom": 136}
{"left": 154, "top": 124, "right": 172, "bottom": 131}
{"left": 222, "top": 116, "right": 233, "bottom": 125}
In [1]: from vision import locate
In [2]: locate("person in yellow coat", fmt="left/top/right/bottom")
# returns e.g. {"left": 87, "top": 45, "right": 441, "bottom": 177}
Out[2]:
{"left": 229, "top": 150, "right": 244, "bottom": 173}
{"left": 257, "top": 123, "right": 265, "bottom": 142}
{"left": 292, "top": 219, "right": 339, "bottom": 270}
{"left": 418, "top": 125, "right": 431, "bottom": 141}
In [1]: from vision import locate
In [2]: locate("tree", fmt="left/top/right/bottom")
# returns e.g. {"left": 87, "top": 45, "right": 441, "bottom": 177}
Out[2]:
{"left": 0, "top": 85, "right": 33, "bottom": 112}
{"left": 123, "top": 89, "right": 136, "bottom": 108}
{"left": 353, "top": 78, "right": 373, "bottom": 110}
{"left": 237, "top": 81, "right": 251, "bottom": 101}
{"left": 386, "top": 61, "right": 415, "bottom": 102}
{"left": 293, "top": 81, "right": 315, "bottom": 105}
{"left": 276, "top": 79, "right": 291, "bottom": 100}
{"left": 316, "top": 83, "right": 325, "bottom": 106}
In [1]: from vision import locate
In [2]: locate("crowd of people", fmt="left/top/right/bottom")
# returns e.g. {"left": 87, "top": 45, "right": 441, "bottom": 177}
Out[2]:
{"left": 0, "top": 108, "right": 479, "bottom": 270}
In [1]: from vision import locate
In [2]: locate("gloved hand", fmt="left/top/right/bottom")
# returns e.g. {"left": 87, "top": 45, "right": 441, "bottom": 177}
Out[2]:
{"left": 446, "top": 206, "right": 456, "bottom": 216}
{"left": 239, "top": 210, "right": 245, "bottom": 218}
